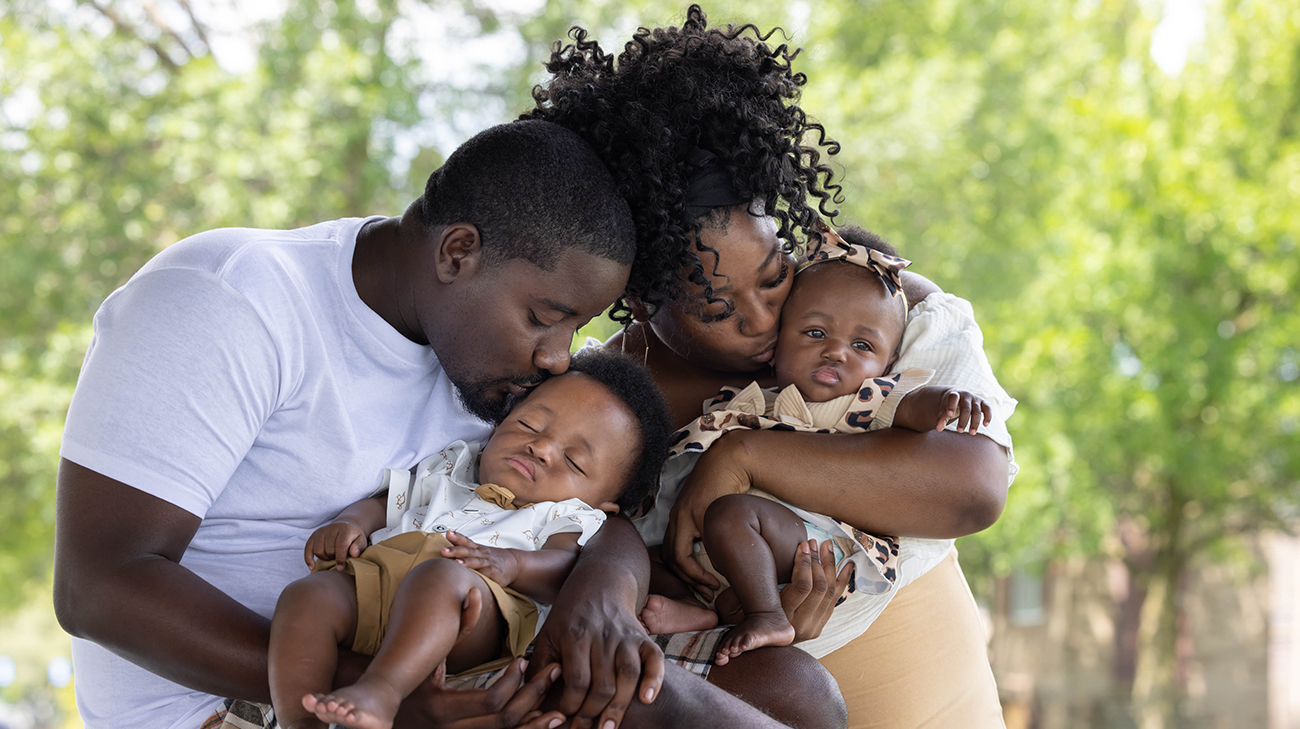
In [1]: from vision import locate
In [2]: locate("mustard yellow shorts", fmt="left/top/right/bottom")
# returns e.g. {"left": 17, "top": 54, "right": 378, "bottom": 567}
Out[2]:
{"left": 315, "top": 531, "right": 538, "bottom": 660}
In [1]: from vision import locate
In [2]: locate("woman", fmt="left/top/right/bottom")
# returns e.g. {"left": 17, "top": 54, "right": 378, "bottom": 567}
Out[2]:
{"left": 525, "top": 7, "right": 1016, "bottom": 729}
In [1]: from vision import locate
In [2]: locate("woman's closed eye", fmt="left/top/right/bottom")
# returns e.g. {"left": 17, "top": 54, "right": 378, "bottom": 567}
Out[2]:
{"left": 761, "top": 263, "right": 790, "bottom": 290}
{"left": 519, "top": 419, "right": 538, "bottom": 432}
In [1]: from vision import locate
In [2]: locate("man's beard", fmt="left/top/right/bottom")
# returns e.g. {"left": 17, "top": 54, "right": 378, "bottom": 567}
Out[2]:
{"left": 454, "top": 373, "right": 549, "bottom": 423}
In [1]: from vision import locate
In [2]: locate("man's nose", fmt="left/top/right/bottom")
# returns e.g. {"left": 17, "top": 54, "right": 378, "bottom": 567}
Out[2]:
{"left": 533, "top": 336, "right": 571, "bottom": 375}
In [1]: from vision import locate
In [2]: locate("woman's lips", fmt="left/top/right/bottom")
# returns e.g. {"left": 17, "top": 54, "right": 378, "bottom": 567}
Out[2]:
{"left": 754, "top": 345, "right": 777, "bottom": 364}
{"left": 505, "top": 455, "right": 535, "bottom": 480}
{"left": 811, "top": 367, "right": 840, "bottom": 385}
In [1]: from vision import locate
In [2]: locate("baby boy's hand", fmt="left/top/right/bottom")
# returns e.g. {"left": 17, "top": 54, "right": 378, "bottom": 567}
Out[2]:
{"left": 442, "top": 531, "right": 521, "bottom": 586}
{"left": 304, "top": 520, "right": 368, "bottom": 570}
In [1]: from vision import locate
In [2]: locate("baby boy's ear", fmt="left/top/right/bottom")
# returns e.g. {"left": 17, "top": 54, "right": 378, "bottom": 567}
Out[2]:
{"left": 598, "top": 501, "right": 621, "bottom": 515}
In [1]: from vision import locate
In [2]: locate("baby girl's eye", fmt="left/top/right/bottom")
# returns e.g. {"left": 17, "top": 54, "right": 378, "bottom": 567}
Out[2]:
{"left": 804, "top": 328, "right": 825, "bottom": 339}
{"left": 853, "top": 341, "right": 872, "bottom": 352}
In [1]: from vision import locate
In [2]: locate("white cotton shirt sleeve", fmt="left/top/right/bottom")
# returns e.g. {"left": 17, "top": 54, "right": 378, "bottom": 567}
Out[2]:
{"left": 894, "top": 291, "right": 1019, "bottom": 486}
{"left": 61, "top": 268, "right": 282, "bottom": 519}
{"left": 534, "top": 499, "right": 607, "bottom": 547}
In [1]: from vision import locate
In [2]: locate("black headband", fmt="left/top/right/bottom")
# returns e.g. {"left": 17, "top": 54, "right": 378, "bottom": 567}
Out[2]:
{"left": 683, "top": 148, "right": 749, "bottom": 223}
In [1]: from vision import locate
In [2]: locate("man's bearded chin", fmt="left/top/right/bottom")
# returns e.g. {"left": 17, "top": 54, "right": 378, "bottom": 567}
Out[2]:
{"left": 454, "top": 374, "right": 548, "bottom": 424}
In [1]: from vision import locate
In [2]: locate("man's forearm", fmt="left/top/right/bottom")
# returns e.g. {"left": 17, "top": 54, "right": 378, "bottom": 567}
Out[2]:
{"left": 733, "top": 427, "right": 1010, "bottom": 538}
{"left": 59, "top": 557, "right": 275, "bottom": 701}
{"left": 561, "top": 515, "right": 649, "bottom": 609}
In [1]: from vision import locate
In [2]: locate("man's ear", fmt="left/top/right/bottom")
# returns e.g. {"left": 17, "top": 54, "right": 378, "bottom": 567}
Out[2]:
{"left": 598, "top": 501, "right": 621, "bottom": 516}
{"left": 435, "top": 223, "right": 483, "bottom": 284}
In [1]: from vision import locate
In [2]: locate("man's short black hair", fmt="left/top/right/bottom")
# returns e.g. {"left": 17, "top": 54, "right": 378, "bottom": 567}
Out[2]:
{"left": 564, "top": 349, "right": 672, "bottom": 516}
{"left": 419, "top": 120, "right": 636, "bottom": 270}
{"left": 836, "top": 224, "right": 899, "bottom": 257}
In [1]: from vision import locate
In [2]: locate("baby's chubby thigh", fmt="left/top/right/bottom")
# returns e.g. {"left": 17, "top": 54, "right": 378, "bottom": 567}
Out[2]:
{"left": 385, "top": 556, "right": 505, "bottom": 674}
{"left": 700, "top": 493, "right": 810, "bottom": 584}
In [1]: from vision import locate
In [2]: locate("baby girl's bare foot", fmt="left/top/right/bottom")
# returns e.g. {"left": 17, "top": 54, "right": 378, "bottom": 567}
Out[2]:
{"left": 714, "top": 611, "right": 795, "bottom": 666}
{"left": 303, "top": 677, "right": 402, "bottom": 729}
{"left": 640, "top": 594, "right": 719, "bottom": 635}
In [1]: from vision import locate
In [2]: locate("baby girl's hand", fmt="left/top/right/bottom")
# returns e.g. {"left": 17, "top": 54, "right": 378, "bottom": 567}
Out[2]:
{"left": 895, "top": 386, "right": 993, "bottom": 434}
{"left": 442, "top": 531, "right": 521, "bottom": 586}
{"left": 940, "top": 389, "right": 992, "bottom": 434}
{"left": 304, "top": 520, "right": 368, "bottom": 570}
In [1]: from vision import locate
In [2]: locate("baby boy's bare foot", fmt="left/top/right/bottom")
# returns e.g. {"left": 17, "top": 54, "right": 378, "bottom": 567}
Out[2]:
{"left": 303, "top": 677, "right": 402, "bottom": 729}
{"left": 640, "top": 594, "right": 720, "bottom": 635}
{"left": 714, "top": 611, "right": 795, "bottom": 666}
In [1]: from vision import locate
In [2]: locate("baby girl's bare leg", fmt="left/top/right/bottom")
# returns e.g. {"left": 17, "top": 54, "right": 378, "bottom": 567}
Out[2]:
{"left": 269, "top": 570, "right": 362, "bottom": 729}
{"left": 701, "top": 494, "right": 807, "bottom": 665}
{"left": 306, "top": 558, "right": 503, "bottom": 729}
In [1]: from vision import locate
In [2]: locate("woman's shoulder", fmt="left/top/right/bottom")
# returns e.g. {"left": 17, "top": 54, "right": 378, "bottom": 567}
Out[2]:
{"left": 902, "top": 271, "right": 943, "bottom": 309}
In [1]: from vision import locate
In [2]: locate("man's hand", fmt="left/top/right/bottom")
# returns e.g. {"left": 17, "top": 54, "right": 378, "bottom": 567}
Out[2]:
{"left": 894, "top": 386, "right": 992, "bottom": 435}
{"left": 304, "top": 520, "right": 368, "bottom": 570}
{"left": 395, "top": 658, "right": 567, "bottom": 729}
{"left": 527, "top": 517, "right": 664, "bottom": 729}
{"left": 442, "top": 531, "right": 522, "bottom": 586}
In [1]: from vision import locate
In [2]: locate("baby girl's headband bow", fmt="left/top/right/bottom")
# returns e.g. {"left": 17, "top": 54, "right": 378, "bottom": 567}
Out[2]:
{"left": 798, "top": 220, "right": 912, "bottom": 301}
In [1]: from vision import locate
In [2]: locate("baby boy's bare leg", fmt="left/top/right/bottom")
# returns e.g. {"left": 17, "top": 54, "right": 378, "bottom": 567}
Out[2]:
{"left": 701, "top": 494, "right": 808, "bottom": 665}
{"left": 269, "top": 569, "right": 362, "bottom": 729}
{"left": 306, "top": 558, "right": 503, "bottom": 729}
{"left": 641, "top": 545, "right": 720, "bottom": 635}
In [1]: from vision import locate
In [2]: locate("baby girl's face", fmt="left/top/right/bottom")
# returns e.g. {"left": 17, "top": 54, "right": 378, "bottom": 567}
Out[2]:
{"left": 478, "top": 372, "right": 637, "bottom": 513}
{"left": 772, "top": 262, "right": 906, "bottom": 402}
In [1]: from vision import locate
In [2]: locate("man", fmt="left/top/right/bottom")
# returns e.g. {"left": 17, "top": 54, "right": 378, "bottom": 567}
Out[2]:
{"left": 53, "top": 120, "right": 635, "bottom": 728}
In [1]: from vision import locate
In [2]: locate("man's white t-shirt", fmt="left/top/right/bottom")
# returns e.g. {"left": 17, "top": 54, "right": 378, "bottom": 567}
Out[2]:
{"left": 60, "top": 217, "right": 494, "bottom": 729}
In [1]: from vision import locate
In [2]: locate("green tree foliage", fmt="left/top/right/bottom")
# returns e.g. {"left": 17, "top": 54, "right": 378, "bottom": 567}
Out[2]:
{"left": 3, "top": 1, "right": 1297, "bottom": 724}
{"left": 0, "top": 0, "right": 428, "bottom": 608}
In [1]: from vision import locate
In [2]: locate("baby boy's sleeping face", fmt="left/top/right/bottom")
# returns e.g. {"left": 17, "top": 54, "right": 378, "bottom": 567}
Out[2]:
{"left": 478, "top": 372, "right": 637, "bottom": 514}
{"left": 772, "top": 262, "right": 907, "bottom": 402}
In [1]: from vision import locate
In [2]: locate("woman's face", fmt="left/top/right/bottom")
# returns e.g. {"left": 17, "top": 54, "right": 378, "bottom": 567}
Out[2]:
{"left": 647, "top": 209, "right": 796, "bottom": 374}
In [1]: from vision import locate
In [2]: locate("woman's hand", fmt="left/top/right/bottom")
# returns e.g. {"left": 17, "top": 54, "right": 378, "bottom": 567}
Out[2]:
{"left": 779, "top": 540, "right": 854, "bottom": 642}
{"left": 662, "top": 435, "right": 753, "bottom": 597}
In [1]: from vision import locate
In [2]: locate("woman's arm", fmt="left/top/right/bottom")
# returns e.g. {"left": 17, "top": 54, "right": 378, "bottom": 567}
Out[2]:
{"left": 704, "top": 427, "right": 1009, "bottom": 537}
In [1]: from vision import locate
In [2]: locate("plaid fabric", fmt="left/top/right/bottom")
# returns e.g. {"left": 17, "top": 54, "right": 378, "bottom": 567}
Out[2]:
{"left": 655, "top": 626, "right": 727, "bottom": 676}
{"left": 201, "top": 628, "right": 727, "bottom": 729}
{"left": 200, "top": 698, "right": 274, "bottom": 729}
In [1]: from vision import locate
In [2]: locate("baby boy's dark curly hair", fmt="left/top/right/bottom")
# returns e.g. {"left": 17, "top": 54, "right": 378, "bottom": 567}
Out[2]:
{"left": 563, "top": 349, "right": 672, "bottom": 516}
{"left": 524, "top": 4, "right": 843, "bottom": 325}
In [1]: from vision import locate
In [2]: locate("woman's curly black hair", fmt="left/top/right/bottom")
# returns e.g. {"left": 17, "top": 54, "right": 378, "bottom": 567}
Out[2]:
{"left": 522, "top": 4, "right": 843, "bottom": 326}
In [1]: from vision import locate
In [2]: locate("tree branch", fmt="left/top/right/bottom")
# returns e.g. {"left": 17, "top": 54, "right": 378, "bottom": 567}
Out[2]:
{"left": 85, "top": 0, "right": 180, "bottom": 73}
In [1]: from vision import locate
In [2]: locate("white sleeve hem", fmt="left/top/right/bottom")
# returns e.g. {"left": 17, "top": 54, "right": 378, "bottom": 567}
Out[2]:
{"left": 59, "top": 437, "right": 211, "bottom": 519}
